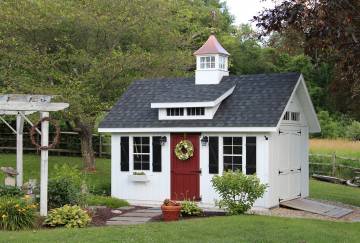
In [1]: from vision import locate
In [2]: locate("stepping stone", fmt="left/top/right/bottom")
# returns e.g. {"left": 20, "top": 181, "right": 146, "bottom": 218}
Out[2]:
{"left": 136, "top": 209, "right": 162, "bottom": 213}
{"left": 111, "top": 209, "right": 122, "bottom": 214}
{"left": 106, "top": 221, "right": 144, "bottom": 226}
{"left": 108, "top": 216, "right": 151, "bottom": 222}
{"left": 117, "top": 206, "right": 136, "bottom": 210}
{"left": 123, "top": 212, "right": 161, "bottom": 217}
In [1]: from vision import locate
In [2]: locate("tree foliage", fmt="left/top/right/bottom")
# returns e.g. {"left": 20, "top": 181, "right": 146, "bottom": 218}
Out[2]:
{"left": 254, "top": 0, "right": 360, "bottom": 119}
{"left": 0, "top": 0, "right": 233, "bottom": 169}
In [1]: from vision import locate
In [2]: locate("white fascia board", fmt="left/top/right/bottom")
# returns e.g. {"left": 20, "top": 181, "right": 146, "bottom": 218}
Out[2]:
{"left": 150, "top": 85, "right": 235, "bottom": 108}
{"left": 98, "top": 126, "right": 276, "bottom": 133}
{"left": 275, "top": 74, "right": 321, "bottom": 133}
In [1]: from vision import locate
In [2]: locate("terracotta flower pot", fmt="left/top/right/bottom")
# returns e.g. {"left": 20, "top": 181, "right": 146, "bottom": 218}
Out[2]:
{"left": 161, "top": 205, "right": 182, "bottom": 221}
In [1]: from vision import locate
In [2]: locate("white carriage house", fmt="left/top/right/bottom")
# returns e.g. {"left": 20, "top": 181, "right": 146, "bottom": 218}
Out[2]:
{"left": 99, "top": 35, "right": 321, "bottom": 209}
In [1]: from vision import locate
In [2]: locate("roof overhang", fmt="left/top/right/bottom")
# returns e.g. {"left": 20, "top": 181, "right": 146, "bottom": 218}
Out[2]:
{"left": 98, "top": 126, "right": 276, "bottom": 133}
{"left": 276, "top": 74, "right": 321, "bottom": 133}
{"left": 150, "top": 86, "right": 235, "bottom": 108}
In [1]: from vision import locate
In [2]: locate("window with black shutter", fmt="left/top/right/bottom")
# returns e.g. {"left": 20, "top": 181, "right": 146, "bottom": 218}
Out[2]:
{"left": 246, "top": 137, "right": 256, "bottom": 175}
{"left": 152, "top": 136, "right": 162, "bottom": 172}
{"left": 209, "top": 137, "right": 219, "bottom": 174}
{"left": 120, "top": 137, "right": 129, "bottom": 171}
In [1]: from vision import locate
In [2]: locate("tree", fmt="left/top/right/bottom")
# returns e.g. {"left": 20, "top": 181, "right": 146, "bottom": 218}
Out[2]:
{"left": 254, "top": 0, "right": 360, "bottom": 119}
{"left": 0, "top": 0, "right": 233, "bottom": 170}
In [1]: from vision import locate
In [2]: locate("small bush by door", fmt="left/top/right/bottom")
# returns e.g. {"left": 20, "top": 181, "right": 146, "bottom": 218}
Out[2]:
{"left": 211, "top": 171, "right": 267, "bottom": 215}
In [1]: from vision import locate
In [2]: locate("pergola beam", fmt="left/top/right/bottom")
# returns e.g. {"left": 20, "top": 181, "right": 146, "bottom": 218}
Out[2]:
{"left": 0, "top": 116, "right": 17, "bottom": 134}
{"left": 0, "top": 102, "right": 69, "bottom": 112}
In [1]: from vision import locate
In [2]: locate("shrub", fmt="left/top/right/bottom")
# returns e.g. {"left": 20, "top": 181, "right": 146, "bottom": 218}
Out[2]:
{"left": 211, "top": 171, "right": 267, "bottom": 215}
{"left": 48, "top": 178, "right": 86, "bottom": 209}
{"left": 48, "top": 164, "right": 86, "bottom": 209}
{"left": 86, "top": 195, "right": 128, "bottom": 209}
{"left": 181, "top": 200, "right": 203, "bottom": 217}
{"left": 0, "top": 185, "right": 24, "bottom": 198}
{"left": 44, "top": 205, "right": 91, "bottom": 228}
{"left": 346, "top": 121, "right": 360, "bottom": 141}
{"left": 0, "top": 196, "right": 37, "bottom": 231}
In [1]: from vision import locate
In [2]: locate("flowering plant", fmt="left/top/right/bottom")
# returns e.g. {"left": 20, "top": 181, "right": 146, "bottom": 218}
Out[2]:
{"left": 0, "top": 196, "right": 37, "bottom": 230}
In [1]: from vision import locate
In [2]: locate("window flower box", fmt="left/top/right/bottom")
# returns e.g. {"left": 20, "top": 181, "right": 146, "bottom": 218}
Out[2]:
{"left": 128, "top": 173, "right": 150, "bottom": 182}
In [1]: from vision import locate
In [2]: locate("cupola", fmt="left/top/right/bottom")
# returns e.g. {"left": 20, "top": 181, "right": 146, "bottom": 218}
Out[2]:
{"left": 194, "top": 35, "right": 230, "bottom": 85}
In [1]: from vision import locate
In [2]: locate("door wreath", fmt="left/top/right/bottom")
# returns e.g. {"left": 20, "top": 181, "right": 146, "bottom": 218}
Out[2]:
{"left": 174, "top": 140, "right": 194, "bottom": 160}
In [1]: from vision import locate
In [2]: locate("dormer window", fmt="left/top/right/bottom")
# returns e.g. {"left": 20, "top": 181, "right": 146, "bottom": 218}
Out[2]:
{"left": 187, "top": 107, "right": 205, "bottom": 116}
{"left": 166, "top": 108, "right": 184, "bottom": 116}
{"left": 200, "top": 56, "right": 215, "bottom": 69}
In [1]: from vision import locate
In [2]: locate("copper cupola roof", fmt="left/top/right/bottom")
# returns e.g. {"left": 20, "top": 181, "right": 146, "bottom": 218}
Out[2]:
{"left": 193, "top": 35, "right": 230, "bottom": 56}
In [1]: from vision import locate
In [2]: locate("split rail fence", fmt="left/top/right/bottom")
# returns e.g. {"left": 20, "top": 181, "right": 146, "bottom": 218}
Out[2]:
{"left": 309, "top": 153, "right": 360, "bottom": 179}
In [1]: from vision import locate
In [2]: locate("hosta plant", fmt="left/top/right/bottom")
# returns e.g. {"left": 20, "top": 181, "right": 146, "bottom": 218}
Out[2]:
{"left": 44, "top": 205, "right": 91, "bottom": 228}
{"left": 181, "top": 200, "right": 203, "bottom": 217}
{"left": 0, "top": 196, "right": 37, "bottom": 231}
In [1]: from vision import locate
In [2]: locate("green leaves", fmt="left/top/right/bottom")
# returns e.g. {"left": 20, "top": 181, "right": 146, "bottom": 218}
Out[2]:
{"left": 211, "top": 171, "right": 267, "bottom": 215}
{"left": 44, "top": 205, "right": 91, "bottom": 228}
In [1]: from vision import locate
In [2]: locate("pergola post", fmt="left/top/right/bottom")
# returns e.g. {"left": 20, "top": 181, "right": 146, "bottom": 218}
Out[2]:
{"left": 40, "top": 112, "right": 49, "bottom": 216}
{"left": 16, "top": 113, "right": 24, "bottom": 187}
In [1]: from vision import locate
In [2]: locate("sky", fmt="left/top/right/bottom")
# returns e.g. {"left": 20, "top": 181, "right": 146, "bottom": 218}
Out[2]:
{"left": 224, "top": 0, "right": 277, "bottom": 26}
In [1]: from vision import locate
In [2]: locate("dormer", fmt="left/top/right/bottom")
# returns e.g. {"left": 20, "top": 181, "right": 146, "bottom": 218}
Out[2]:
{"left": 194, "top": 35, "right": 230, "bottom": 85}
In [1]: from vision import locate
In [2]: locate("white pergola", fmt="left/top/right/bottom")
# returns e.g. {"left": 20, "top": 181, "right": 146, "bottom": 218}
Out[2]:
{"left": 0, "top": 94, "right": 69, "bottom": 216}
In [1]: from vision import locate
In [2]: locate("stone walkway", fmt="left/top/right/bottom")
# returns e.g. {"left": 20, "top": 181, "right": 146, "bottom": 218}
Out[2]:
{"left": 106, "top": 207, "right": 162, "bottom": 225}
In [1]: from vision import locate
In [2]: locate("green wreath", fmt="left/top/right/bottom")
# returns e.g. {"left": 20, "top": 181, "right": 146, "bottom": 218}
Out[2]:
{"left": 174, "top": 140, "right": 194, "bottom": 161}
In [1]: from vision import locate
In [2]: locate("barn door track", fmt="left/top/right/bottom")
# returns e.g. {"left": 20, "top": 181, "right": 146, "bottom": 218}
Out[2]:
{"left": 280, "top": 198, "right": 353, "bottom": 218}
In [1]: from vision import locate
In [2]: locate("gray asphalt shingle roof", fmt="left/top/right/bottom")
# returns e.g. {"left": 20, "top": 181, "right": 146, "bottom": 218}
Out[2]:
{"left": 99, "top": 72, "right": 300, "bottom": 129}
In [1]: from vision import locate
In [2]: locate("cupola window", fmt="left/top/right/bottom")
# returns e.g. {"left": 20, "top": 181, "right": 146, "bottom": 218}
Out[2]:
{"left": 219, "top": 56, "right": 226, "bottom": 70}
{"left": 200, "top": 56, "right": 215, "bottom": 69}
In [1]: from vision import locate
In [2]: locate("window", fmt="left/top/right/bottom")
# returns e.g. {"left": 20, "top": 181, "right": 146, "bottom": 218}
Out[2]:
{"left": 200, "top": 56, "right": 215, "bottom": 69}
{"left": 283, "top": 111, "right": 290, "bottom": 121}
{"left": 166, "top": 108, "right": 184, "bottom": 116}
{"left": 209, "top": 137, "right": 219, "bottom": 174}
{"left": 291, "top": 112, "right": 300, "bottom": 121}
{"left": 120, "top": 137, "right": 129, "bottom": 171}
{"left": 223, "top": 137, "right": 242, "bottom": 172}
{"left": 246, "top": 137, "right": 256, "bottom": 175}
{"left": 187, "top": 107, "right": 205, "bottom": 116}
{"left": 219, "top": 56, "right": 226, "bottom": 69}
{"left": 133, "top": 137, "right": 150, "bottom": 170}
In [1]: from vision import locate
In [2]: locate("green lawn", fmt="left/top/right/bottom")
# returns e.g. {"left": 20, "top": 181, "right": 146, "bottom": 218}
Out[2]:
{"left": 0, "top": 154, "right": 111, "bottom": 194}
{"left": 310, "top": 179, "right": 360, "bottom": 207}
{"left": 0, "top": 215, "right": 359, "bottom": 243}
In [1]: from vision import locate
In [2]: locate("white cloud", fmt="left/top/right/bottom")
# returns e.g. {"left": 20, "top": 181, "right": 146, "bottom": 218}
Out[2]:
{"left": 223, "top": 0, "right": 277, "bottom": 26}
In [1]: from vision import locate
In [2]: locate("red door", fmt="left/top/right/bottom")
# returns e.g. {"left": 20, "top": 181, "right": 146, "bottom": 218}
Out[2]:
{"left": 171, "top": 133, "right": 200, "bottom": 201}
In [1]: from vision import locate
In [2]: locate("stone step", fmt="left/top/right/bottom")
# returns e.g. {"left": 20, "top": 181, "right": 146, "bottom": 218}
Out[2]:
{"left": 106, "top": 220, "right": 144, "bottom": 226}
{"left": 123, "top": 212, "right": 161, "bottom": 217}
{"left": 108, "top": 216, "right": 152, "bottom": 222}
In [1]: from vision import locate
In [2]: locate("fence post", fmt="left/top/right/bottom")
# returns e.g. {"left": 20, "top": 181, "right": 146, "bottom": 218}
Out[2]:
{"left": 332, "top": 152, "right": 336, "bottom": 176}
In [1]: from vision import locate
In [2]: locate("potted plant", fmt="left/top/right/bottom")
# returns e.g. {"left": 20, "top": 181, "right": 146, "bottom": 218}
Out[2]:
{"left": 161, "top": 199, "right": 181, "bottom": 221}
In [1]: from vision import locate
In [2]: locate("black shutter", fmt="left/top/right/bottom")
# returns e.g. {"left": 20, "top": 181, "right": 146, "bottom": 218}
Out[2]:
{"left": 246, "top": 137, "right": 256, "bottom": 175}
{"left": 152, "top": 136, "right": 162, "bottom": 172}
{"left": 120, "top": 137, "right": 129, "bottom": 171}
{"left": 209, "top": 137, "right": 219, "bottom": 174}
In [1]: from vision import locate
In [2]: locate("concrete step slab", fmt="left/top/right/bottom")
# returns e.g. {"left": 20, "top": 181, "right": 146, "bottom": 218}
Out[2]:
{"left": 124, "top": 212, "right": 161, "bottom": 217}
{"left": 108, "top": 216, "right": 151, "bottom": 222}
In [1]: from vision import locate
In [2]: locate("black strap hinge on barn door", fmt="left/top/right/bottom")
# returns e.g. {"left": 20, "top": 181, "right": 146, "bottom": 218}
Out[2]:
{"left": 278, "top": 170, "right": 284, "bottom": 175}
{"left": 297, "top": 193, "right": 302, "bottom": 197}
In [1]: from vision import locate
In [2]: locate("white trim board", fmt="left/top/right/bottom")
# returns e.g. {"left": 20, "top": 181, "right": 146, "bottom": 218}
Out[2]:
{"left": 275, "top": 75, "right": 321, "bottom": 133}
{"left": 98, "top": 127, "right": 276, "bottom": 133}
{"left": 150, "top": 86, "right": 235, "bottom": 108}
